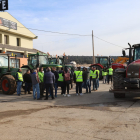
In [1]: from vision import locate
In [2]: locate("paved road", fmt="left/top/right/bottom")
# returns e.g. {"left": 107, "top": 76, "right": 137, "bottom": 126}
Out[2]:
{"left": 0, "top": 82, "right": 140, "bottom": 140}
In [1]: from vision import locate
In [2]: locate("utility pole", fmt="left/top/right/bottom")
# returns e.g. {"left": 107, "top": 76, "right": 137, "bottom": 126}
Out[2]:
{"left": 92, "top": 30, "right": 95, "bottom": 64}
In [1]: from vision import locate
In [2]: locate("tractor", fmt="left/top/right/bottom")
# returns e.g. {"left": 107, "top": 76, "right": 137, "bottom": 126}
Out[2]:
{"left": 22, "top": 52, "right": 62, "bottom": 70}
{"left": 110, "top": 43, "right": 140, "bottom": 98}
{"left": 0, "top": 53, "right": 27, "bottom": 95}
{"left": 90, "top": 56, "right": 128, "bottom": 80}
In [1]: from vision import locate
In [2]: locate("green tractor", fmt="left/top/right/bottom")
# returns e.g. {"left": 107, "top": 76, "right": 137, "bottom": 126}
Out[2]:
{"left": 0, "top": 53, "right": 27, "bottom": 95}
{"left": 48, "top": 55, "right": 75, "bottom": 69}
{"left": 22, "top": 52, "right": 62, "bottom": 70}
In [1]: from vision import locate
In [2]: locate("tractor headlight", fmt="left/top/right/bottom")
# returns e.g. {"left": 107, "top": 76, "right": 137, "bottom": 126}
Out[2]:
{"left": 135, "top": 73, "right": 139, "bottom": 76}
{"left": 127, "top": 73, "right": 131, "bottom": 76}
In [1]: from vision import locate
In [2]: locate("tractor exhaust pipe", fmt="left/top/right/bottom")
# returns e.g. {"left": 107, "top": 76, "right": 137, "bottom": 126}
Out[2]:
{"left": 8, "top": 54, "right": 10, "bottom": 72}
{"left": 128, "top": 43, "right": 132, "bottom": 64}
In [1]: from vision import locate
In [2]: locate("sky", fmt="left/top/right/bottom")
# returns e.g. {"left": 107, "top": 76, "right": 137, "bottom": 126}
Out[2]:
{"left": 7, "top": 0, "right": 140, "bottom": 56}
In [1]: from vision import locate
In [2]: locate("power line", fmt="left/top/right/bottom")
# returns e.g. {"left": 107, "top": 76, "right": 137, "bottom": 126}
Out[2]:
{"left": 17, "top": 26, "right": 91, "bottom": 36}
{"left": 93, "top": 35, "right": 124, "bottom": 49}
{"left": 1, "top": 25, "right": 125, "bottom": 48}
{"left": 17, "top": 26, "right": 125, "bottom": 48}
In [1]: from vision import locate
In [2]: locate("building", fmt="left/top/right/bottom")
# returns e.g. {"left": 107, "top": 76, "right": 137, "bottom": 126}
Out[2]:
{"left": 0, "top": 12, "right": 41, "bottom": 68}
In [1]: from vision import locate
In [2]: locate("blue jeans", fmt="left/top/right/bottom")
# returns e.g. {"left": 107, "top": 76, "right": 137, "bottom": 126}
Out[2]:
{"left": 106, "top": 75, "right": 108, "bottom": 83}
{"left": 54, "top": 83, "right": 57, "bottom": 97}
{"left": 82, "top": 80, "right": 91, "bottom": 93}
{"left": 97, "top": 78, "right": 99, "bottom": 88}
{"left": 33, "top": 83, "right": 40, "bottom": 99}
{"left": 17, "top": 81, "right": 22, "bottom": 95}
{"left": 25, "top": 83, "right": 32, "bottom": 92}
{"left": 93, "top": 79, "right": 97, "bottom": 90}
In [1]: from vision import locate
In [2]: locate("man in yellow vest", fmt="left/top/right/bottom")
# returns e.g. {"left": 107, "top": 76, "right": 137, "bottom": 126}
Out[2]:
{"left": 96, "top": 68, "right": 100, "bottom": 88}
{"left": 107, "top": 65, "right": 113, "bottom": 84}
{"left": 58, "top": 67, "right": 65, "bottom": 95}
{"left": 74, "top": 67, "right": 84, "bottom": 96}
{"left": 16, "top": 68, "right": 23, "bottom": 96}
{"left": 89, "top": 67, "right": 93, "bottom": 87}
{"left": 102, "top": 66, "right": 107, "bottom": 84}
{"left": 91, "top": 66, "right": 98, "bottom": 91}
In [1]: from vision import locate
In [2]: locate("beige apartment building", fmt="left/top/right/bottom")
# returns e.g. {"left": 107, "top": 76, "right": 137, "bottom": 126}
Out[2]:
{"left": 0, "top": 12, "right": 42, "bottom": 68}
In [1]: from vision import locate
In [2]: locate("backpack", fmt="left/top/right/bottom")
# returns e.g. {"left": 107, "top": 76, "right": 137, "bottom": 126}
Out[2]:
{"left": 64, "top": 71, "right": 70, "bottom": 81}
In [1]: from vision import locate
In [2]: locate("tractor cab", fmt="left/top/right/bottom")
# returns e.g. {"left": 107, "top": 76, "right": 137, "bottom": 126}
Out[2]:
{"left": 95, "top": 56, "right": 112, "bottom": 67}
{"left": 28, "top": 53, "right": 49, "bottom": 69}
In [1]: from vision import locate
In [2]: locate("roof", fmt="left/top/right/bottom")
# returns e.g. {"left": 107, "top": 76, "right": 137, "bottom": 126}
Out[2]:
{"left": 0, "top": 43, "right": 44, "bottom": 54}
{"left": 0, "top": 12, "right": 36, "bottom": 39}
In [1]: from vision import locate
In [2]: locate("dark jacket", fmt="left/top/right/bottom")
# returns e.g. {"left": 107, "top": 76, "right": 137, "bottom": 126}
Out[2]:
{"left": 44, "top": 71, "right": 55, "bottom": 84}
{"left": 31, "top": 72, "right": 39, "bottom": 85}
{"left": 16, "top": 70, "right": 23, "bottom": 82}
{"left": 23, "top": 73, "right": 32, "bottom": 83}
{"left": 83, "top": 71, "right": 90, "bottom": 82}
{"left": 52, "top": 70, "right": 59, "bottom": 83}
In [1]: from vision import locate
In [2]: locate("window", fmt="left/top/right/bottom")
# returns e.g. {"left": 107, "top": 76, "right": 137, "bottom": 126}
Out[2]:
{"left": 4, "top": 35, "right": 9, "bottom": 44}
{"left": 10, "top": 59, "right": 20, "bottom": 68}
{"left": 17, "top": 38, "right": 20, "bottom": 46}
{"left": 0, "top": 34, "right": 2, "bottom": 43}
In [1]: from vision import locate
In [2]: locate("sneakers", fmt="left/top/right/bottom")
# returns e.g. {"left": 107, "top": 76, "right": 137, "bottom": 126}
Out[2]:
{"left": 80, "top": 93, "right": 83, "bottom": 96}
{"left": 76, "top": 93, "right": 78, "bottom": 96}
{"left": 67, "top": 94, "right": 71, "bottom": 97}
{"left": 63, "top": 94, "right": 66, "bottom": 97}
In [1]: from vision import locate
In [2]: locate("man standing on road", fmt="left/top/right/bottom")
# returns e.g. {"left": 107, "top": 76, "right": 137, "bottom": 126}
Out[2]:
{"left": 31, "top": 69, "right": 41, "bottom": 100}
{"left": 91, "top": 66, "right": 98, "bottom": 91}
{"left": 107, "top": 66, "right": 113, "bottom": 84}
{"left": 74, "top": 67, "right": 84, "bottom": 96}
{"left": 96, "top": 68, "right": 100, "bottom": 88}
{"left": 83, "top": 67, "right": 91, "bottom": 93}
{"left": 52, "top": 67, "right": 59, "bottom": 97}
{"left": 38, "top": 67, "right": 44, "bottom": 98}
{"left": 89, "top": 67, "right": 93, "bottom": 88}
{"left": 102, "top": 66, "right": 107, "bottom": 84}
{"left": 23, "top": 69, "right": 32, "bottom": 94}
{"left": 16, "top": 68, "right": 23, "bottom": 96}
{"left": 44, "top": 67, "right": 55, "bottom": 100}
{"left": 58, "top": 67, "right": 65, "bottom": 95}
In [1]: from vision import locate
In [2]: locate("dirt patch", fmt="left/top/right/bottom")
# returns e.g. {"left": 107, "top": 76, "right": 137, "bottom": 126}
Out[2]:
{"left": 0, "top": 102, "right": 120, "bottom": 121}
{"left": 0, "top": 120, "right": 13, "bottom": 124}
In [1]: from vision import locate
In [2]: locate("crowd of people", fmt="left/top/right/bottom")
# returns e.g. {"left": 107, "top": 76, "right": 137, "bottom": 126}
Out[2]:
{"left": 15, "top": 65, "right": 113, "bottom": 100}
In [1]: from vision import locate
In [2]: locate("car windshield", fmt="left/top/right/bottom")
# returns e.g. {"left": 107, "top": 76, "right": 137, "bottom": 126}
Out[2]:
{"left": 134, "top": 47, "right": 140, "bottom": 61}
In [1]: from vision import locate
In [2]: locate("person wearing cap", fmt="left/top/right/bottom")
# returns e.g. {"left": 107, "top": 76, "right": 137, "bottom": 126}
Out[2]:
{"left": 91, "top": 66, "right": 98, "bottom": 91}
{"left": 102, "top": 66, "right": 107, "bottom": 84}
{"left": 74, "top": 67, "right": 84, "bottom": 96}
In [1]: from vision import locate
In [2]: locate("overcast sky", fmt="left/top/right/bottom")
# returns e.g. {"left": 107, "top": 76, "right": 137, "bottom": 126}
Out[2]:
{"left": 8, "top": 0, "right": 140, "bottom": 56}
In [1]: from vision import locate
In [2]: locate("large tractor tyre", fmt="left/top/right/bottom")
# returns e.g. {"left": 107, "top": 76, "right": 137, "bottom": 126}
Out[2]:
{"left": 0, "top": 75, "right": 16, "bottom": 95}
{"left": 113, "top": 72, "right": 125, "bottom": 98}
{"left": 95, "top": 66, "right": 103, "bottom": 80}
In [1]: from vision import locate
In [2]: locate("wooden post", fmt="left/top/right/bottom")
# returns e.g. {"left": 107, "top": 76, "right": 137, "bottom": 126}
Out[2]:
{"left": 92, "top": 30, "right": 95, "bottom": 64}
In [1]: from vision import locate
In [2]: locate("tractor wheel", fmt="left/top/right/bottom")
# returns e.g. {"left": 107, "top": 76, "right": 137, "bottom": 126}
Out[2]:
{"left": 95, "top": 66, "right": 103, "bottom": 80}
{"left": 0, "top": 75, "right": 16, "bottom": 95}
{"left": 113, "top": 72, "right": 125, "bottom": 98}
